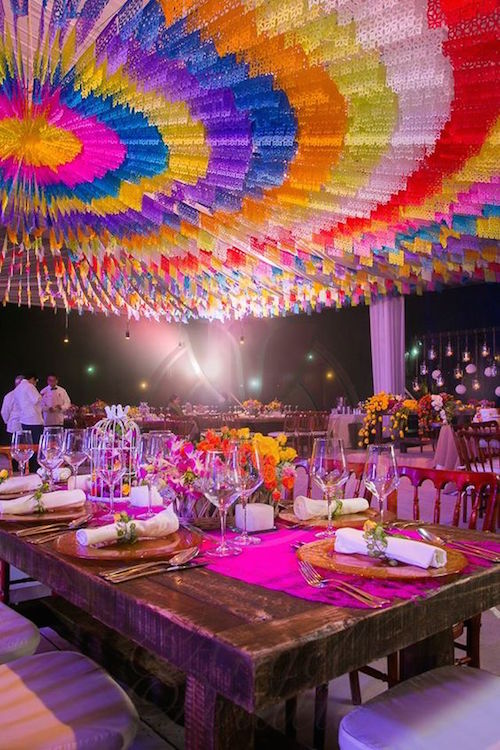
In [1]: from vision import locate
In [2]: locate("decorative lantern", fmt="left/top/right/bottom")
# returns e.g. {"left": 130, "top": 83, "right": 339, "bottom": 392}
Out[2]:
{"left": 89, "top": 405, "right": 141, "bottom": 505}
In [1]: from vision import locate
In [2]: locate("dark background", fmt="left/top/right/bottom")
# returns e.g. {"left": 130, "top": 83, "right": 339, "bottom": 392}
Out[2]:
{"left": 1, "top": 283, "right": 498, "bottom": 410}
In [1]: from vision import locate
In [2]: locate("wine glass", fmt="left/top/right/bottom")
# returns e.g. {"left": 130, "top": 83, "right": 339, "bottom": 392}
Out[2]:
{"left": 197, "top": 448, "right": 242, "bottom": 557}
{"left": 93, "top": 446, "right": 126, "bottom": 522}
{"left": 11, "top": 430, "right": 34, "bottom": 476}
{"left": 63, "top": 429, "right": 87, "bottom": 483}
{"left": 38, "top": 427, "right": 64, "bottom": 490}
{"left": 363, "top": 444, "right": 399, "bottom": 524}
{"left": 310, "top": 438, "right": 348, "bottom": 538}
{"left": 234, "top": 444, "right": 263, "bottom": 545}
{"left": 136, "top": 433, "right": 164, "bottom": 519}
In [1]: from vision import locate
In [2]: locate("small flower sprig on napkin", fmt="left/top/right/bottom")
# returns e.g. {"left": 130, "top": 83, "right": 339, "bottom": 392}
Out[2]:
{"left": 362, "top": 519, "right": 398, "bottom": 566}
{"left": 0, "top": 469, "right": 9, "bottom": 485}
{"left": 114, "top": 512, "right": 138, "bottom": 545}
{"left": 33, "top": 482, "right": 50, "bottom": 514}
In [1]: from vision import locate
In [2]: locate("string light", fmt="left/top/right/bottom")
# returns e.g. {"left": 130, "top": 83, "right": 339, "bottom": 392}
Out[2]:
{"left": 454, "top": 364, "right": 463, "bottom": 380}
{"left": 125, "top": 321, "right": 130, "bottom": 340}
{"left": 412, "top": 378, "right": 421, "bottom": 392}
{"left": 239, "top": 334, "right": 245, "bottom": 345}
{"left": 472, "top": 378, "right": 481, "bottom": 391}
{"left": 428, "top": 343, "right": 437, "bottom": 360}
{"left": 63, "top": 311, "right": 69, "bottom": 344}
{"left": 420, "top": 362, "right": 428, "bottom": 376}
{"left": 445, "top": 340, "right": 453, "bottom": 357}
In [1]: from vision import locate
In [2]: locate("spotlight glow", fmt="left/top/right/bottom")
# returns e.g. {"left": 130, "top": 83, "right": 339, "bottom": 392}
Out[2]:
{"left": 139, "top": 381, "right": 148, "bottom": 390}
{"left": 248, "top": 377, "right": 261, "bottom": 390}
{"left": 86, "top": 365, "right": 95, "bottom": 375}
{"left": 326, "top": 370, "right": 334, "bottom": 380}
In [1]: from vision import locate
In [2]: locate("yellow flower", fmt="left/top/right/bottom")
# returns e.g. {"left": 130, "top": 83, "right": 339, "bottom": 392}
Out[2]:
{"left": 237, "top": 427, "right": 250, "bottom": 440}
{"left": 0, "top": 469, "right": 8, "bottom": 480}
{"left": 122, "top": 483, "right": 130, "bottom": 497}
{"left": 363, "top": 519, "right": 377, "bottom": 533}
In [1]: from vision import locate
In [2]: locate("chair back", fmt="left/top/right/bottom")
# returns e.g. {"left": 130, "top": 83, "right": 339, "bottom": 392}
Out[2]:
{"left": 455, "top": 428, "right": 500, "bottom": 473}
{"left": 392, "top": 465, "right": 498, "bottom": 532}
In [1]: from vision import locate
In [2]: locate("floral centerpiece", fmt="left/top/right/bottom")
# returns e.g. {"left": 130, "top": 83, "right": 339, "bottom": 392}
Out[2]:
{"left": 417, "top": 393, "right": 456, "bottom": 435}
{"left": 390, "top": 398, "right": 419, "bottom": 440}
{"left": 263, "top": 399, "right": 282, "bottom": 414}
{"left": 358, "top": 392, "right": 402, "bottom": 446}
{"left": 242, "top": 398, "right": 262, "bottom": 416}
{"left": 198, "top": 427, "right": 297, "bottom": 503}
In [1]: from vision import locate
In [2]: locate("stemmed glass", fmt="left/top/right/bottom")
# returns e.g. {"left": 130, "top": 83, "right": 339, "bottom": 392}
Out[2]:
{"left": 363, "top": 444, "right": 399, "bottom": 524}
{"left": 234, "top": 444, "right": 263, "bottom": 545}
{"left": 197, "top": 448, "right": 242, "bottom": 557}
{"left": 310, "top": 438, "right": 348, "bottom": 538}
{"left": 63, "top": 429, "right": 87, "bottom": 483}
{"left": 93, "top": 446, "right": 126, "bottom": 522}
{"left": 38, "top": 427, "right": 64, "bottom": 490}
{"left": 136, "top": 433, "right": 164, "bottom": 520}
{"left": 10, "top": 430, "right": 34, "bottom": 476}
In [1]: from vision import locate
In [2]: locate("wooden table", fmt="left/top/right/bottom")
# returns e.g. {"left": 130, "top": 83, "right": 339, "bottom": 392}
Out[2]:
{"left": 0, "top": 524, "right": 498, "bottom": 750}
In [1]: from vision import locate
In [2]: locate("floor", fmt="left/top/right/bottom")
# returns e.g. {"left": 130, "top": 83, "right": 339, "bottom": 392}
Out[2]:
{"left": 8, "top": 444, "right": 500, "bottom": 749}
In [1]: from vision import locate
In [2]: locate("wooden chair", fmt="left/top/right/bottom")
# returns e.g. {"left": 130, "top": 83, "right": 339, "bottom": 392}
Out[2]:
{"left": 455, "top": 427, "right": 500, "bottom": 474}
{"left": 0, "top": 445, "right": 39, "bottom": 475}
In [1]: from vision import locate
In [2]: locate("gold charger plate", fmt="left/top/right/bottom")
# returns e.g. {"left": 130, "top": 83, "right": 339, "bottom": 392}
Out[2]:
{"left": 53, "top": 526, "right": 203, "bottom": 561}
{"left": 297, "top": 538, "right": 467, "bottom": 580}
{"left": 279, "top": 507, "right": 395, "bottom": 529}
{"left": 0, "top": 501, "right": 93, "bottom": 524}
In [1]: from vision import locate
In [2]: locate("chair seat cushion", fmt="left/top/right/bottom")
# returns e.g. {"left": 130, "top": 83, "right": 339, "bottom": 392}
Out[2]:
{"left": 339, "top": 666, "right": 500, "bottom": 750}
{"left": 0, "top": 601, "right": 40, "bottom": 664}
{"left": 0, "top": 651, "right": 138, "bottom": 750}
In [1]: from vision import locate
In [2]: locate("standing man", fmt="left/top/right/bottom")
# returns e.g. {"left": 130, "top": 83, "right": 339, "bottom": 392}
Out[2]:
{"left": 41, "top": 374, "right": 71, "bottom": 427}
{"left": 14, "top": 374, "right": 44, "bottom": 471}
{"left": 1, "top": 375, "right": 24, "bottom": 443}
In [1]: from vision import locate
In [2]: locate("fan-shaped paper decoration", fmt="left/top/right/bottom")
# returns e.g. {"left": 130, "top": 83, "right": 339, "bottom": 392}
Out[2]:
{"left": 0, "top": 0, "right": 498, "bottom": 321}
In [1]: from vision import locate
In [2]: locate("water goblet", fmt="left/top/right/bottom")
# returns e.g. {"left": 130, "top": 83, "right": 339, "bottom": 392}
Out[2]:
{"left": 10, "top": 430, "right": 34, "bottom": 476}
{"left": 63, "top": 429, "right": 87, "bottom": 483}
{"left": 310, "top": 438, "right": 348, "bottom": 538}
{"left": 197, "top": 448, "right": 242, "bottom": 557}
{"left": 38, "top": 427, "right": 64, "bottom": 490}
{"left": 363, "top": 444, "right": 399, "bottom": 524}
{"left": 93, "top": 446, "right": 126, "bottom": 522}
{"left": 136, "top": 433, "right": 164, "bottom": 519}
{"left": 234, "top": 444, "right": 263, "bottom": 545}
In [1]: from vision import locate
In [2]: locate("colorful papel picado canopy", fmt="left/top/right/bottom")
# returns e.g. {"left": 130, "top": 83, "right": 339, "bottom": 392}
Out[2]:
{"left": 0, "top": 0, "right": 498, "bottom": 321}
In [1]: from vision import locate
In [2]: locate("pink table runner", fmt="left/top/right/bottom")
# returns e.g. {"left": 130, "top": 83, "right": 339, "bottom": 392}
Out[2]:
{"left": 203, "top": 526, "right": 499, "bottom": 610}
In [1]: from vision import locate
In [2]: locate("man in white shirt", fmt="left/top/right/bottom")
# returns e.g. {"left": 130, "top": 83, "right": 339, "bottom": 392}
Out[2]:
{"left": 41, "top": 374, "right": 71, "bottom": 427}
{"left": 14, "top": 373, "right": 44, "bottom": 471}
{"left": 1, "top": 375, "right": 24, "bottom": 436}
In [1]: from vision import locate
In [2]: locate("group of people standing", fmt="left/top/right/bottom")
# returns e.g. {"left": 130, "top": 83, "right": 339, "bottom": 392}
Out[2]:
{"left": 1, "top": 374, "right": 71, "bottom": 446}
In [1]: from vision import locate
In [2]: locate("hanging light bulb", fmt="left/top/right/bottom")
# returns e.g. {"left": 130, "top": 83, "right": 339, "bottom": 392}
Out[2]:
{"left": 462, "top": 347, "right": 471, "bottom": 363}
{"left": 420, "top": 362, "right": 428, "bottom": 375}
{"left": 481, "top": 340, "right": 490, "bottom": 358}
{"left": 63, "top": 312, "right": 69, "bottom": 344}
{"left": 472, "top": 378, "right": 481, "bottom": 391}
{"left": 412, "top": 378, "right": 421, "bottom": 392}
{"left": 63, "top": 333, "right": 69, "bottom": 344}
{"left": 436, "top": 374, "right": 445, "bottom": 387}
{"left": 445, "top": 339, "right": 453, "bottom": 357}
{"left": 239, "top": 334, "right": 245, "bottom": 345}
{"left": 125, "top": 324, "right": 130, "bottom": 340}
{"left": 428, "top": 343, "right": 437, "bottom": 360}
{"left": 453, "top": 364, "right": 463, "bottom": 379}
{"left": 490, "top": 362, "right": 498, "bottom": 378}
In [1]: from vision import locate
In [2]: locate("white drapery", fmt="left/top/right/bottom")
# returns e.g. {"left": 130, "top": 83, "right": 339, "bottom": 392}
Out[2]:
{"left": 369, "top": 296, "right": 405, "bottom": 395}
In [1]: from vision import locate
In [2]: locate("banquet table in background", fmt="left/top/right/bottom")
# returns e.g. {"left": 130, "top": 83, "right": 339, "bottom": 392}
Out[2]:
{"left": 0, "top": 523, "right": 498, "bottom": 750}
{"left": 327, "top": 413, "right": 363, "bottom": 448}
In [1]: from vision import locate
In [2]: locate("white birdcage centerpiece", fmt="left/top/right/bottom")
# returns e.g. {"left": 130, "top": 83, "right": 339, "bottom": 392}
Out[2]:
{"left": 89, "top": 405, "right": 141, "bottom": 503}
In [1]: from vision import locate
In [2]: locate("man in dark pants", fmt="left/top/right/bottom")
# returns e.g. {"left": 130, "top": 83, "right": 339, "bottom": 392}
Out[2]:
{"left": 14, "top": 373, "right": 44, "bottom": 472}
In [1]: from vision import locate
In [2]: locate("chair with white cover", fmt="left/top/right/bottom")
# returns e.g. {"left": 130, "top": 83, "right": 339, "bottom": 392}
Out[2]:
{"left": 0, "top": 650, "right": 139, "bottom": 750}
{"left": 338, "top": 666, "right": 500, "bottom": 750}
{"left": 0, "top": 601, "right": 40, "bottom": 664}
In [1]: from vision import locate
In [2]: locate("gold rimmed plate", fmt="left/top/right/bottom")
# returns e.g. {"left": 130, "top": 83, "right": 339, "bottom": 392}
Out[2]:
{"left": 297, "top": 538, "right": 467, "bottom": 580}
{"left": 53, "top": 525, "right": 203, "bottom": 561}
{"left": 279, "top": 507, "right": 395, "bottom": 529}
{"left": 0, "top": 501, "right": 94, "bottom": 524}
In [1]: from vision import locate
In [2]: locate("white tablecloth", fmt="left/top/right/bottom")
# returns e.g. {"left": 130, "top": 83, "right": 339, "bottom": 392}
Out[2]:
{"left": 328, "top": 413, "right": 363, "bottom": 448}
{"left": 433, "top": 424, "right": 459, "bottom": 469}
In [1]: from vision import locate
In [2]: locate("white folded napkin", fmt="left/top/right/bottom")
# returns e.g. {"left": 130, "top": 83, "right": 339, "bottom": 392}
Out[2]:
{"left": 68, "top": 474, "right": 91, "bottom": 491}
{"left": 0, "top": 489, "right": 86, "bottom": 515}
{"left": 76, "top": 507, "right": 179, "bottom": 547}
{"left": 37, "top": 467, "right": 71, "bottom": 483}
{"left": 235, "top": 503, "right": 274, "bottom": 532}
{"left": 334, "top": 528, "right": 447, "bottom": 569}
{"left": 0, "top": 474, "right": 42, "bottom": 495}
{"left": 293, "top": 496, "right": 369, "bottom": 521}
{"left": 129, "top": 485, "right": 163, "bottom": 507}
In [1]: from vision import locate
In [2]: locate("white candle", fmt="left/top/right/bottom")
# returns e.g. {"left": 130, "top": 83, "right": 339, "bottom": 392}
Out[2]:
{"left": 235, "top": 503, "right": 274, "bottom": 532}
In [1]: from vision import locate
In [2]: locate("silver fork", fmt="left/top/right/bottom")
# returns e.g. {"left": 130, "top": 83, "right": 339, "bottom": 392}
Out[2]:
{"left": 298, "top": 560, "right": 389, "bottom": 608}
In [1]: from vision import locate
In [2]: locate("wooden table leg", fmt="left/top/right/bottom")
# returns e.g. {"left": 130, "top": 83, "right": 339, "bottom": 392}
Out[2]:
{"left": 313, "top": 682, "right": 329, "bottom": 750}
{"left": 185, "top": 675, "right": 254, "bottom": 750}
{"left": 399, "top": 627, "right": 454, "bottom": 681}
{"left": 0, "top": 560, "right": 10, "bottom": 605}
